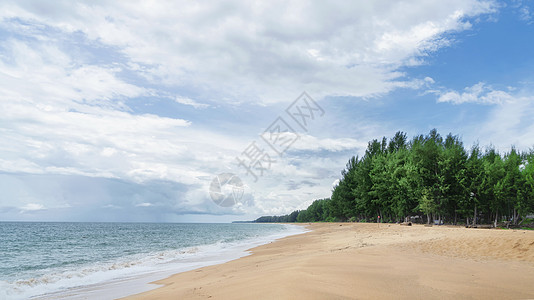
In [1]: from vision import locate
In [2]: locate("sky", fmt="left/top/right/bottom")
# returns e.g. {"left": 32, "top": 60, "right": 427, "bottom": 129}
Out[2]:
{"left": 0, "top": 0, "right": 533, "bottom": 222}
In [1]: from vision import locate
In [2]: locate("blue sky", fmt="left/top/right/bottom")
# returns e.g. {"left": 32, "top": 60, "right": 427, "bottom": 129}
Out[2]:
{"left": 0, "top": 0, "right": 533, "bottom": 222}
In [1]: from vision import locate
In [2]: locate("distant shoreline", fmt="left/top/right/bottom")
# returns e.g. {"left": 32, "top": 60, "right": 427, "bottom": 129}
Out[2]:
{"left": 125, "top": 223, "right": 534, "bottom": 299}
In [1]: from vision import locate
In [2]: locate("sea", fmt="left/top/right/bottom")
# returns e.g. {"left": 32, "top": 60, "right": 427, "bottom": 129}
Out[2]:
{"left": 0, "top": 222, "right": 305, "bottom": 299}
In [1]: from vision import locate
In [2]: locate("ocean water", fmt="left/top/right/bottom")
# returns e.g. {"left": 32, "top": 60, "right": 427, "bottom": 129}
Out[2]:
{"left": 0, "top": 222, "right": 305, "bottom": 299}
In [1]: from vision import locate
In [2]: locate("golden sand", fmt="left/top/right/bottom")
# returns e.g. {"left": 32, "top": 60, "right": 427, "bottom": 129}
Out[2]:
{"left": 124, "top": 223, "right": 534, "bottom": 299}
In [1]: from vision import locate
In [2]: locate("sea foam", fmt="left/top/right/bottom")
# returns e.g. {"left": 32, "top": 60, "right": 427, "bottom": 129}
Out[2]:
{"left": 0, "top": 223, "right": 306, "bottom": 300}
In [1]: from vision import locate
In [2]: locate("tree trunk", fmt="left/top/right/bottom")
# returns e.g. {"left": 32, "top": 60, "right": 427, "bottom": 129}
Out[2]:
{"left": 472, "top": 204, "right": 477, "bottom": 227}
{"left": 378, "top": 209, "right": 382, "bottom": 223}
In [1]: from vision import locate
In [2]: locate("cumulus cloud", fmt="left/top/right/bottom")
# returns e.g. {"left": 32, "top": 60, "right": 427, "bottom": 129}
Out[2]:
{"left": 0, "top": 1, "right": 503, "bottom": 219}
{"left": 0, "top": 32, "right": 238, "bottom": 187}
{"left": 437, "top": 82, "right": 515, "bottom": 104}
{"left": 0, "top": 0, "right": 497, "bottom": 103}
{"left": 434, "top": 82, "right": 534, "bottom": 150}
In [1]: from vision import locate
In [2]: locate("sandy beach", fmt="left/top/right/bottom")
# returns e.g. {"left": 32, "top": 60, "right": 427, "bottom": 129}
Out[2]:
{"left": 124, "top": 223, "right": 534, "bottom": 299}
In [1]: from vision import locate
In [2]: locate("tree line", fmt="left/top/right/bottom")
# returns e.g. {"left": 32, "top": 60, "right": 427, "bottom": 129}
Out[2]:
{"left": 254, "top": 130, "right": 534, "bottom": 226}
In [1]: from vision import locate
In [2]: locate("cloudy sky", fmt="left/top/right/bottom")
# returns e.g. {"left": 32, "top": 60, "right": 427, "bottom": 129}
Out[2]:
{"left": 1, "top": 0, "right": 533, "bottom": 222}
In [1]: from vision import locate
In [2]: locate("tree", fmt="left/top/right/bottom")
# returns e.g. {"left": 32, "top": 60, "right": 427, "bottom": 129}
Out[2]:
{"left": 439, "top": 134, "right": 468, "bottom": 224}
{"left": 388, "top": 131, "right": 408, "bottom": 153}
{"left": 330, "top": 156, "right": 359, "bottom": 221}
{"left": 254, "top": 131, "right": 534, "bottom": 226}
{"left": 462, "top": 145, "right": 484, "bottom": 226}
{"left": 418, "top": 188, "right": 436, "bottom": 224}
{"left": 369, "top": 153, "right": 394, "bottom": 221}
{"left": 502, "top": 148, "right": 525, "bottom": 225}
{"left": 520, "top": 150, "right": 534, "bottom": 221}
{"left": 412, "top": 129, "right": 444, "bottom": 223}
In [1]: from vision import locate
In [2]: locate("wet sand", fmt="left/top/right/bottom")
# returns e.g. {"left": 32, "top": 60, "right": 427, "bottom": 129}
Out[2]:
{"left": 124, "top": 223, "right": 534, "bottom": 299}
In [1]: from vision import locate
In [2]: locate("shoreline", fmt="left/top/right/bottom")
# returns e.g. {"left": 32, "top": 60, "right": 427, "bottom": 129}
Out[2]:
{"left": 15, "top": 223, "right": 306, "bottom": 300}
{"left": 124, "top": 223, "right": 534, "bottom": 299}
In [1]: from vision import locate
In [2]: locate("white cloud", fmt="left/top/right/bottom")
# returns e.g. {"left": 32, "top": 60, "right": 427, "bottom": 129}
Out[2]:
{"left": 437, "top": 82, "right": 514, "bottom": 104}
{"left": 0, "top": 1, "right": 505, "bottom": 219}
{"left": 0, "top": 0, "right": 497, "bottom": 103}
{"left": 290, "top": 134, "right": 366, "bottom": 152}
{"left": 20, "top": 203, "right": 46, "bottom": 212}
{"left": 435, "top": 83, "right": 534, "bottom": 151}
{"left": 513, "top": 1, "right": 534, "bottom": 24}
{"left": 0, "top": 36, "right": 230, "bottom": 188}
{"left": 0, "top": 39, "right": 145, "bottom": 107}
{"left": 102, "top": 204, "right": 122, "bottom": 209}
{"left": 175, "top": 96, "right": 210, "bottom": 109}
{"left": 519, "top": 6, "right": 532, "bottom": 22}
{"left": 478, "top": 93, "right": 534, "bottom": 150}
{"left": 424, "top": 77, "right": 435, "bottom": 84}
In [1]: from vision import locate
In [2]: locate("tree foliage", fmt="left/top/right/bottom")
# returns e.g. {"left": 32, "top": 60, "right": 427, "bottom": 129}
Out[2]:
{"left": 254, "top": 130, "right": 534, "bottom": 225}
